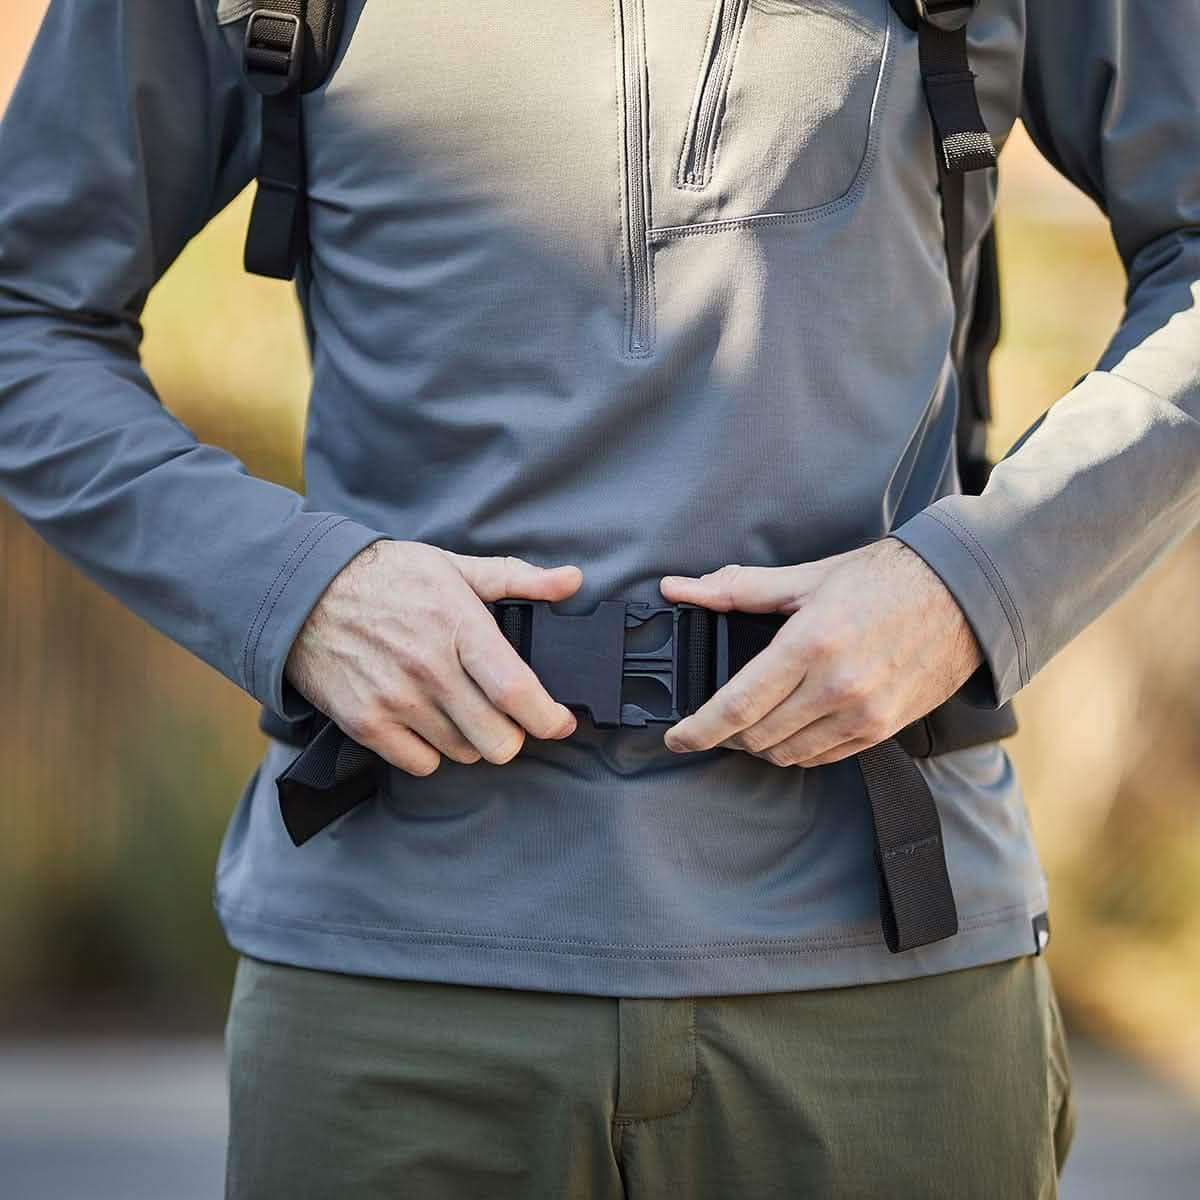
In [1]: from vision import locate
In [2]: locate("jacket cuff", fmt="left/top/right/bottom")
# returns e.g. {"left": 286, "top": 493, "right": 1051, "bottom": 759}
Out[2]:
{"left": 241, "top": 516, "right": 389, "bottom": 718}
{"left": 888, "top": 508, "right": 1028, "bottom": 708}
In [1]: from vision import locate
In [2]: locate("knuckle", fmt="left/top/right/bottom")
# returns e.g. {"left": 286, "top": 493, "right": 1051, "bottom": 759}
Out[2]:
{"left": 858, "top": 706, "right": 893, "bottom": 744}
{"left": 765, "top": 745, "right": 794, "bottom": 768}
{"left": 381, "top": 737, "right": 441, "bottom": 776}
{"left": 707, "top": 563, "right": 744, "bottom": 605}
{"left": 831, "top": 673, "right": 869, "bottom": 706}
{"left": 838, "top": 690, "right": 887, "bottom": 741}
{"left": 739, "top": 727, "right": 772, "bottom": 753}
{"left": 803, "top": 622, "right": 848, "bottom": 664}
{"left": 722, "top": 689, "right": 760, "bottom": 727}
{"left": 404, "top": 649, "right": 447, "bottom": 692}
{"left": 492, "top": 674, "right": 536, "bottom": 713}
{"left": 501, "top": 555, "right": 524, "bottom": 592}
{"left": 775, "top": 633, "right": 808, "bottom": 672}
{"left": 344, "top": 707, "right": 388, "bottom": 746}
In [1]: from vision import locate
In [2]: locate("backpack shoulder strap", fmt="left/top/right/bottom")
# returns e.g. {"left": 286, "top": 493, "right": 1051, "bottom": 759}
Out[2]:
{"left": 241, "top": 2, "right": 351, "bottom": 280}
{"left": 890, "top": 1, "right": 999, "bottom": 494}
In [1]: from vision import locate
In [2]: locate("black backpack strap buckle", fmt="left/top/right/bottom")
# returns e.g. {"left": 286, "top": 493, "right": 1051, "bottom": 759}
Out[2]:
{"left": 487, "top": 600, "right": 724, "bottom": 728}
{"left": 243, "top": 9, "right": 305, "bottom": 95}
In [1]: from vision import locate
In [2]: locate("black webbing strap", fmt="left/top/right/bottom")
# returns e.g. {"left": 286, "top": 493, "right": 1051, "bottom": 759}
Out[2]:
{"left": 917, "top": 17, "right": 997, "bottom": 325}
{"left": 958, "top": 220, "right": 1000, "bottom": 494}
{"left": 243, "top": 4, "right": 308, "bottom": 280}
{"left": 685, "top": 612, "right": 958, "bottom": 952}
{"left": 268, "top": 603, "right": 998, "bottom": 953}
{"left": 273, "top": 715, "right": 381, "bottom": 845}
{"left": 912, "top": 7, "right": 999, "bottom": 500}
{"left": 890, "top": 3, "right": 999, "bottom": 493}
{"left": 244, "top": 86, "right": 306, "bottom": 278}
{"left": 857, "top": 739, "right": 957, "bottom": 951}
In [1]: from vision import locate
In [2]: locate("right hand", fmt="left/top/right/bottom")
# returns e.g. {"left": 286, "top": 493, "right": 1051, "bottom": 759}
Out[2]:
{"left": 283, "top": 540, "right": 584, "bottom": 776}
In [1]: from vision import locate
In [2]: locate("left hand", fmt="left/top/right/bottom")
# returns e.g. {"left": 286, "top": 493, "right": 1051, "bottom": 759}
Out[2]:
{"left": 658, "top": 538, "right": 984, "bottom": 766}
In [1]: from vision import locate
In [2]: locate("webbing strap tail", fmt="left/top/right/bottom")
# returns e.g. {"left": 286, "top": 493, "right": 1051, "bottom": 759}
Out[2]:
{"left": 243, "top": 4, "right": 309, "bottom": 280}
{"left": 917, "top": 18, "right": 996, "bottom": 310}
{"left": 244, "top": 86, "right": 306, "bottom": 278}
{"left": 912, "top": 9, "right": 999, "bottom": 498}
{"left": 857, "top": 739, "right": 958, "bottom": 951}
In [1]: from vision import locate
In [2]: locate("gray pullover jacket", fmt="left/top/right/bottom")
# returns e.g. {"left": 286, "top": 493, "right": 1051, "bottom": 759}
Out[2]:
{"left": 1, "top": 0, "right": 1197, "bottom": 995}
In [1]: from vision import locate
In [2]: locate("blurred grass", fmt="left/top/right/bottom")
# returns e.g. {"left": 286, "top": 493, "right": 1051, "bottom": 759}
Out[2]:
{"left": 0, "top": 68, "right": 1197, "bottom": 1096}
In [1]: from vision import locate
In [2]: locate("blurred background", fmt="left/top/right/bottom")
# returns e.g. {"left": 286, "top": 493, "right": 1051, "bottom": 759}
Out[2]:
{"left": 2, "top": 3, "right": 1198, "bottom": 1197}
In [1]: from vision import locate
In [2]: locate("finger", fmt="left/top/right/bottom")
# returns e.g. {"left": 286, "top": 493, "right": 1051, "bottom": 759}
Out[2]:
{"left": 720, "top": 688, "right": 839, "bottom": 757}
{"left": 797, "top": 738, "right": 877, "bottom": 768}
{"left": 659, "top": 562, "right": 813, "bottom": 614}
{"left": 368, "top": 723, "right": 443, "bottom": 777}
{"left": 436, "top": 664, "right": 535, "bottom": 765}
{"left": 726, "top": 712, "right": 849, "bottom": 765}
{"left": 400, "top": 701, "right": 486, "bottom": 765}
{"left": 447, "top": 552, "right": 583, "bottom": 604}
{"left": 744, "top": 735, "right": 873, "bottom": 769}
{"left": 455, "top": 602, "right": 578, "bottom": 741}
{"left": 664, "top": 634, "right": 802, "bottom": 752}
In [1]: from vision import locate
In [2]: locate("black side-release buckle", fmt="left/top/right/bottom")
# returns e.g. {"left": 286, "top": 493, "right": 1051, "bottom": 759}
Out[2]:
{"left": 244, "top": 9, "right": 304, "bottom": 94}
{"left": 488, "top": 600, "right": 723, "bottom": 728}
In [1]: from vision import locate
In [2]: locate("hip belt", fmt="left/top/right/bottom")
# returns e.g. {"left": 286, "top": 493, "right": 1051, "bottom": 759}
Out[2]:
{"left": 259, "top": 599, "right": 1017, "bottom": 954}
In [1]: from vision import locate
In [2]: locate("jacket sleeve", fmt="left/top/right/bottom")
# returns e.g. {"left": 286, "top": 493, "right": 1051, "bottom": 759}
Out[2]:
{"left": 0, "top": 0, "right": 389, "bottom": 719}
{"left": 890, "top": 0, "right": 1200, "bottom": 707}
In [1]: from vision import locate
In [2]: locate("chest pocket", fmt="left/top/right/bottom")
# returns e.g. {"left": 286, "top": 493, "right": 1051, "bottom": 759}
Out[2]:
{"left": 644, "top": 0, "right": 895, "bottom": 232}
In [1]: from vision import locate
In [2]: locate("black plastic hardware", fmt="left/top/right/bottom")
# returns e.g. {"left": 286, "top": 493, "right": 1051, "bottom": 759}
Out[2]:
{"left": 916, "top": 0, "right": 974, "bottom": 31}
{"left": 243, "top": 9, "right": 304, "bottom": 95}
{"left": 490, "top": 600, "right": 721, "bottom": 728}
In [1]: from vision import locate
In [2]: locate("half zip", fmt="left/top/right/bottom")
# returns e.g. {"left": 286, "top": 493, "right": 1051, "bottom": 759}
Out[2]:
{"left": 678, "top": 0, "right": 751, "bottom": 189}
{"left": 615, "top": 0, "right": 654, "bottom": 356}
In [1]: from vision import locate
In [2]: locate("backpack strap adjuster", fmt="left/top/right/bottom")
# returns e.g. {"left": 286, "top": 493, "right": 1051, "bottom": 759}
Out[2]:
{"left": 243, "top": 9, "right": 305, "bottom": 95}
{"left": 915, "top": 1, "right": 974, "bottom": 32}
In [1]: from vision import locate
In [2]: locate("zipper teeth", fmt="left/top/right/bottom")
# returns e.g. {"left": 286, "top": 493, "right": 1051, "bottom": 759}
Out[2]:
{"left": 681, "top": 0, "right": 748, "bottom": 187}
{"left": 622, "top": 0, "right": 653, "bottom": 355}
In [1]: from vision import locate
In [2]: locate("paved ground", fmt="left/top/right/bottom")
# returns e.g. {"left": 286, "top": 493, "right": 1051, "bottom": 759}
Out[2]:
{"left": 0, "top": 1036, "right": 1196, "bottom": 1198}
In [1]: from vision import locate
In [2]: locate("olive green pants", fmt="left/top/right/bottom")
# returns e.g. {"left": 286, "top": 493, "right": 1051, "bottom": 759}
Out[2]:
{"left": 224, "top": 952, "right": 1075, "bottom": 1199}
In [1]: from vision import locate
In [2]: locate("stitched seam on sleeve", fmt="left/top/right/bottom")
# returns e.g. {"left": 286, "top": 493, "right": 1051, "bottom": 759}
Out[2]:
{"left": 246, "top": 515, "right": 351, "bottom": 701}
{"left": 240, "top": 514, "right": 341, "bottom": 696}
{"left": 923, "top": 508, "right": 1030, "bottom": 687}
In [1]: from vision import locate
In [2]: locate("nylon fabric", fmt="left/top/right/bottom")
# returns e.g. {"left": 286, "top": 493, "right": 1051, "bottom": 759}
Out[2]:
{"left": 858, "top": 738, "right": 958, "bottom": 951}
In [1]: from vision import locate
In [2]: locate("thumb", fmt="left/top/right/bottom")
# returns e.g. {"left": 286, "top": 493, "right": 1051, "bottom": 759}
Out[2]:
{"left": 446, "top": 552, "right": 584, "bottom": 604}
{"left": 659, "top": 562, "right": 819, "bottom": 614}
